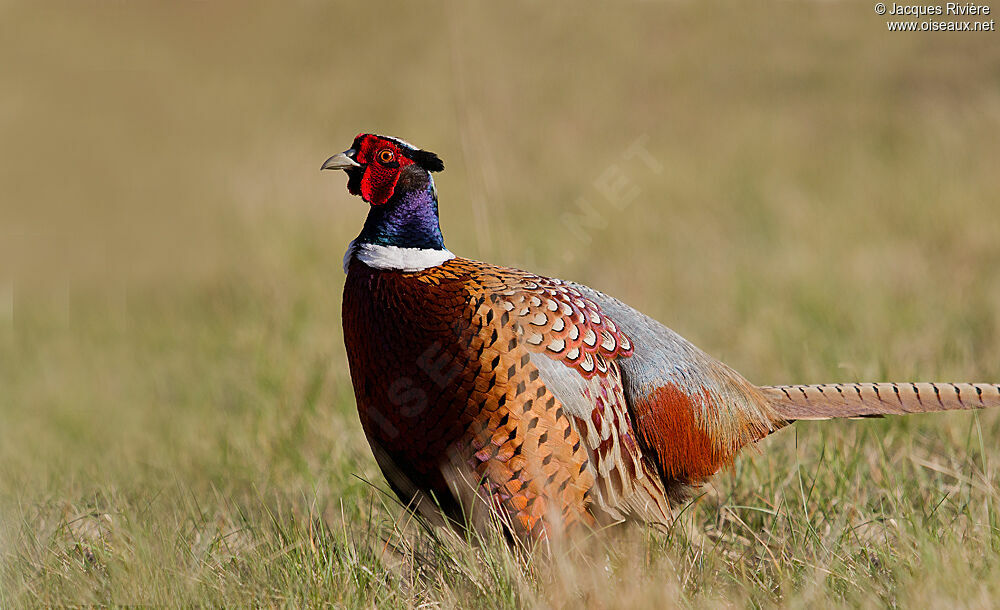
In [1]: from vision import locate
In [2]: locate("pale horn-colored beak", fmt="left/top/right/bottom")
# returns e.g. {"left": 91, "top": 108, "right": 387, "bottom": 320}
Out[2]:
{"left": 321, "top": 150, "right": 361, "bottom": 171}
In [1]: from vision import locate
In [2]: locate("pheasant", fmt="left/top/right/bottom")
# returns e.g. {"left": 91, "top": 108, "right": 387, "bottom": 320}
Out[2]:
{"left": 323, "top": 133, "right": 1000, "bottom": 543}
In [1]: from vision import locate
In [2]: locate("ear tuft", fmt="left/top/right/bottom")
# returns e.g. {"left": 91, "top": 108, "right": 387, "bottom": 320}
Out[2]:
{"left": 411, "top": 149, "right": 444, "bottom": 173}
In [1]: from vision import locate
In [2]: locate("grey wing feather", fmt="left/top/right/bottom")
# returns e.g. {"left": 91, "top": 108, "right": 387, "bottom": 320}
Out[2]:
{"left": 567, "top": 283, "right": 782, "bottom": 443}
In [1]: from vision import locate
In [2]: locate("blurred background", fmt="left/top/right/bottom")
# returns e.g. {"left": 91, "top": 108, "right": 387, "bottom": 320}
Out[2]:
{"left": 2, "top": 1, "right": 999, "bottom": 605}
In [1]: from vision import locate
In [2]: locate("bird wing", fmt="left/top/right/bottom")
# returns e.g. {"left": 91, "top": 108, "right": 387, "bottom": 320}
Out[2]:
{"left": 482, "top": 271, "right": 677, "bottom": 523}
{"left": 567, "top": 283, "right": 784, "bottom": 488}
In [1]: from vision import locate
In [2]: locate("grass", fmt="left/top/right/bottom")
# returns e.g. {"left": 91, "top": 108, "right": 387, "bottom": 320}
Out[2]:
{"left": 2, "top": 1, "right": 1000, "bottom": 607}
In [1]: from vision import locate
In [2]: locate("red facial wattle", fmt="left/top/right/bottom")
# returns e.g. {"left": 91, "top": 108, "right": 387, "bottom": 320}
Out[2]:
{"left": 351, "top": 135, "right": 416, "bottom": 206}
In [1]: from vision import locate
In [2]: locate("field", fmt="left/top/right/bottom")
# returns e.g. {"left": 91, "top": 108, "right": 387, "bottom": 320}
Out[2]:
{"left": 2, "top": 1, "right": 1000, "bottom": 607}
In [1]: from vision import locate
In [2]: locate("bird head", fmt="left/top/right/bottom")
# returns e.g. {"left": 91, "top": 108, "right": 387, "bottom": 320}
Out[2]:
{"left": 321, "top": 133, "right": 444, "bottom": 206}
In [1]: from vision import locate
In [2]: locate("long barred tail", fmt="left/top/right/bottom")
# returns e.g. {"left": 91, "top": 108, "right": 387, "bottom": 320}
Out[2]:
{"left": 760, "top": 382, "right": 1000, "bottom": 421}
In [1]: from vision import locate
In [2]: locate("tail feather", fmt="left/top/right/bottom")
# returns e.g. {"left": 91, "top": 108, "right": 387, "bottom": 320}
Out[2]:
{"left": 761, "top": 382, "right": 1000, "bottom": 421}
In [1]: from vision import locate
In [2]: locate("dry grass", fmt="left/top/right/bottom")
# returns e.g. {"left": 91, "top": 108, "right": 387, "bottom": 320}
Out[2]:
{"left": 2, "top": 1, "right": 999, "bottom": 607}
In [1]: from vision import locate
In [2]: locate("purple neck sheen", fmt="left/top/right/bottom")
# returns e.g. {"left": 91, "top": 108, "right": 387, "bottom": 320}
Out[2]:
{"left": 356, "top": 175, "right": 446, "bottom": 251}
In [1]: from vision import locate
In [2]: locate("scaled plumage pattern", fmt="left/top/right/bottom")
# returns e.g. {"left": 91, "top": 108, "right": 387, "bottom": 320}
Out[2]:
{"left": 323, "top": 133, "right": 1000, "bottom": 543}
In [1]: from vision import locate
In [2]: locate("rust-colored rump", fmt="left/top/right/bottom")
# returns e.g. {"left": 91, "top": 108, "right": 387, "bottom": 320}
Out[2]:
{"left": 633, "top": 383, "right": 730, "bottom": 482}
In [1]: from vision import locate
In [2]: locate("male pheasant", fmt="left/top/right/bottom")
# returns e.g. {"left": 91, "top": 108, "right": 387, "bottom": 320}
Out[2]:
{"left": 323, "top": 133, "right": 1000, "bottom": 542}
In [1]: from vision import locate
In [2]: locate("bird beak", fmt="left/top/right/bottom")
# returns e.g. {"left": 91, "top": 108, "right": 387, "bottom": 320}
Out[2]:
{"left": 321, "top": 150, "right": 361, "bottom": 171}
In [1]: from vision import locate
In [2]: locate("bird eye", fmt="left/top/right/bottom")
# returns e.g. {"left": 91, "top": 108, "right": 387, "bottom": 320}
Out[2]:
{"left": 377, "top": 149, "right": 394, "bottom": 164}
